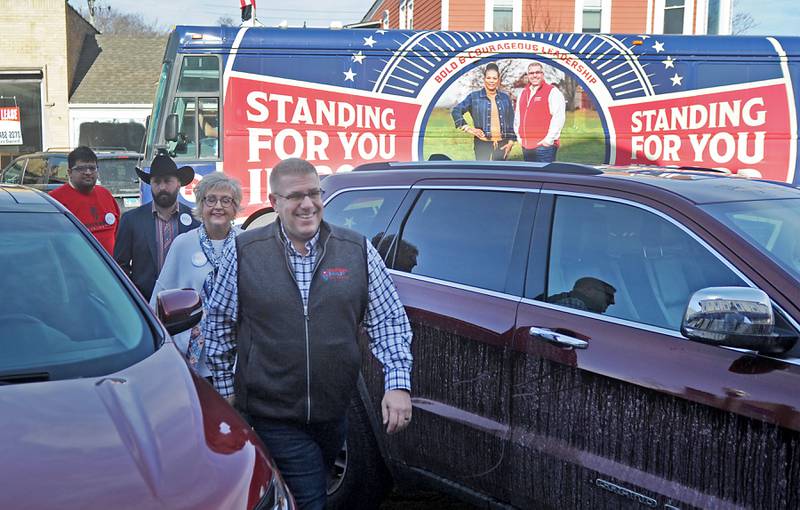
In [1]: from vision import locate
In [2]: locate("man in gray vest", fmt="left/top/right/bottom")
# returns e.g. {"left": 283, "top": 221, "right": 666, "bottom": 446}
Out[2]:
{"left": 203, "top": 158, "right": 413, "bottom": 510}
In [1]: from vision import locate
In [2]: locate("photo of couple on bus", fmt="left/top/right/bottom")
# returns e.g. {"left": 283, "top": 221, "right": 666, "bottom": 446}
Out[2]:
{"left": 428, "top": 58, "right": 604, "bottom": 164}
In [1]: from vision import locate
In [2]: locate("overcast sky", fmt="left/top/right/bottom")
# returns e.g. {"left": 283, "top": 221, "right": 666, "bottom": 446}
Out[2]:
{"left": 67, "top": 0, "right": 799, "bottom": 34}
{"left": 68, "top": 0, "right": 374, "bottom": 28}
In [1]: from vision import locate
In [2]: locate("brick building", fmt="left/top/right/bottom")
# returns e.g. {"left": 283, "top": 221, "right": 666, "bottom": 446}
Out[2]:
{"left": 0, "top": 1, "right": 165, "bottom": 167}
{"left": 361, "top": 0, "right": 732, "bottom": 35}
{"left": 0, "top": 0, "right": 97, "bottom": 164}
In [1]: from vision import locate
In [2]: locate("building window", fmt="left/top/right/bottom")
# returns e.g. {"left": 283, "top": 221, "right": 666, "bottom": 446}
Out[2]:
{"left": 664, "top": 0, "right": 685, "bottom": 34}
{"left": 493, "top": 0, "right": 513, "bottom": 31}
{"left": 706, "top": 0, "right": 720, "bottom": 34}
{"left": 382, "top": 9, "right": 389, "bottom": 29}
{"left": 399, "top": 0, "right": 413, "bottom": 29}
{"left": 582, "top": 0, "right": 602, "bottom": 33}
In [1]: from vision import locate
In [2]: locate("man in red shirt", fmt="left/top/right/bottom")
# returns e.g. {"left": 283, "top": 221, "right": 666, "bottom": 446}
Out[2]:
{"left": 50, "top": 146, "right": 120, "bottom": 254}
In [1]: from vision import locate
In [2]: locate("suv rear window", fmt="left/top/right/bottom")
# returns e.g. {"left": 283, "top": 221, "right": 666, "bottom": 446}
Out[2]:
{"left": 98, "top": 157, "right": 139, "bottom": 196}
{"left": 0, "top": 212, "right": 155, "bottom": 381}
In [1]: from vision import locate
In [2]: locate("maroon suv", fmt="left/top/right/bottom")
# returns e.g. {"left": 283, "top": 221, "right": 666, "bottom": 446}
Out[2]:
{"left": 316, "top": 161, "right": 800, "bottom": 510}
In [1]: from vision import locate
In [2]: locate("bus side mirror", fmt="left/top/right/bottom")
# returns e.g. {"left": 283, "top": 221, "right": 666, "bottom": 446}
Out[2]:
{"left": 165, "top": 114, "right": 178, "bottom": 142}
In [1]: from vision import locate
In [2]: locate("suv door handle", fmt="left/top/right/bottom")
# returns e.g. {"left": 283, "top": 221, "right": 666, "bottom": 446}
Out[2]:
{"left": 529, "top": 327, "right": 589, "bottom": 349}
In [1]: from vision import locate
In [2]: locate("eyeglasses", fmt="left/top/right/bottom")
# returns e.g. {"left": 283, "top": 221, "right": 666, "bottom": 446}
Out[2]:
{"left": 70, "top": 165, "right": 97, "bottom": 173}
{"left": 203, "top": 195, "right": 235, "bottom": 207}
{"left": 274, "top": 189, "right": 323, "bottom": 203}
{"left": 528, "top": 71, "right": 544, "bottom": 75}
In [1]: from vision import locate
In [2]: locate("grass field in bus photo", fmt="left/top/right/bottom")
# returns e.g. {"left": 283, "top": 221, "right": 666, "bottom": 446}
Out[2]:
{"left": 422, "top": 107, "right": 606, "bottom": 163}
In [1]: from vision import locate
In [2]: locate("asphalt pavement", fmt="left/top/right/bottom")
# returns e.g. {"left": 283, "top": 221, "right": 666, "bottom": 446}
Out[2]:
{"left": 380, "top": 488, "right": 477, "bottom": 509}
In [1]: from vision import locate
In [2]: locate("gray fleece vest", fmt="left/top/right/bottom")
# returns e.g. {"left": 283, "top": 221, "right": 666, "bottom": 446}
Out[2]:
{"left": 234, "top": 220, "right": 368, "bottom": 423}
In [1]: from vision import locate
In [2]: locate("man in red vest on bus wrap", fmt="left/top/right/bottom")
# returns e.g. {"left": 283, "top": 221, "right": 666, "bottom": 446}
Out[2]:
{"left": 514, "top": 62, "right": 566, "bottom": 163}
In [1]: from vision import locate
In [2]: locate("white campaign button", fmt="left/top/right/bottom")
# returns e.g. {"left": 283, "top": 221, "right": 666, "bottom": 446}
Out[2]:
{"left": 192, "top": 252, "right": 207, "bottom": 267}
{"left": 180, "top": 213, "right": 192, "bottom": 226}
{"left": 105, "top": 212, "right": 116, "bottom": 225}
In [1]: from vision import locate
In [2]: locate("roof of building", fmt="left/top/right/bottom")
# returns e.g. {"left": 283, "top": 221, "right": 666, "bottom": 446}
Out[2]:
{"left": 71, "top": 35, "right": 167, "bottom": 104}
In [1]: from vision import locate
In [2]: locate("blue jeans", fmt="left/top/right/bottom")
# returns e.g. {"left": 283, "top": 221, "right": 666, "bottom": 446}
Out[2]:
{"left": 523, "top": 145, "right": 558, "bottom": 163}
{"left": 250, "top": 416, "right": 348, "bottom": 510}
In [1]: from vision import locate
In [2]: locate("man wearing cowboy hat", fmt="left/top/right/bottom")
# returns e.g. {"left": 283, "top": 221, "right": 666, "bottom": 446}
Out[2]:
{"left": 114, "top": 153, "right": 201, "bottom": 301}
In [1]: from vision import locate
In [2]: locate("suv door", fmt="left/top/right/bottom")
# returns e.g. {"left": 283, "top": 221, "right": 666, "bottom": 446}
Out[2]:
{"left": 511, "top": 190, "right": 800, "bottom": 508}
{"left": 371, "top": 181, "right": 538, "bottom": 500}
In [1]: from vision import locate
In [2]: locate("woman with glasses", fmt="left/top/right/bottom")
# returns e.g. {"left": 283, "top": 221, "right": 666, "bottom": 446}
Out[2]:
{"left": 150, "top": 173, "right": 242, "bottom": 379}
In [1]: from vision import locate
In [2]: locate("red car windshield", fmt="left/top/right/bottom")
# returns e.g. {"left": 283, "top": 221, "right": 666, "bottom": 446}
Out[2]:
{"left": 0, "top": 212, "right": 155, "bottom": 383}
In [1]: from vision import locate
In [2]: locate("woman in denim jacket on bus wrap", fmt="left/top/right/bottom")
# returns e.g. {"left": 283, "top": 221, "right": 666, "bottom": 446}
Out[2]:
{"left": 452, "top": 62, "right": 516, "bottom": 161}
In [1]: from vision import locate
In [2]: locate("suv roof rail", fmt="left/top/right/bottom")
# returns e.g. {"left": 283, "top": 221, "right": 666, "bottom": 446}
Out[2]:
{"left": 351, "top": 160, "right": 604, "bottom": 175}
{"left": 540, "top": 162, "right": 602, "bottom": 175}
{"left": 92, "top": 146, "right": 130, "bottom": 152}
{"left": 352, "top": 161, "right": 394, "bottom": 172}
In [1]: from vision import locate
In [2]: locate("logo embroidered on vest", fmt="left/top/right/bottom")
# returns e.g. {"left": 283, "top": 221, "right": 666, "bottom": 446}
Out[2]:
{"left": 322, "top": 267, "right": 350, "bottom": 281}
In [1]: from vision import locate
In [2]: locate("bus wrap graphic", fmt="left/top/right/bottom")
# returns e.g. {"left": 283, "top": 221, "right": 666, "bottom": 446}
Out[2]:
{"left": 211, "top": 27, "right": 799, "bottom": 212}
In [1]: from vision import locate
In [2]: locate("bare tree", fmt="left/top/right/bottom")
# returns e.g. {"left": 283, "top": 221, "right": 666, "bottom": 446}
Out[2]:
{"left": 217, "top": 16, "right": 237, "bottom": 27}
{"left": 732, "top": 10, "right": 757, "bottom": 35}
{"left": 79, "top": 1, "right": 168, "bottom": 35}
{"left": 523, "top": 0, "right": 555, "bottom": 32}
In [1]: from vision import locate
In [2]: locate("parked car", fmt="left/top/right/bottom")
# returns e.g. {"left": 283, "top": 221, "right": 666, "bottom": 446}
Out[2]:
{"left": 0, "top": 149, "right": 142, "bottom": 213}
{"left": 301, "top": 161, "right": 800, "bottom": 509}
{"left": 0, "top": 185, "right": 293, "bottom": 510}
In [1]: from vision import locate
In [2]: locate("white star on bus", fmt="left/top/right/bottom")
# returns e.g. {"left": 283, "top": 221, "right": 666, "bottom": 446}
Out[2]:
{"left": 344, "top": 68, "right": 357, "bottom": 81}
{"left": 363, "top": 36, "right": 376, "bottom": 47}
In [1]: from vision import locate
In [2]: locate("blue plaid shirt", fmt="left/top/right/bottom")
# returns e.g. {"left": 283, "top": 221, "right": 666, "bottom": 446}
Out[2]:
{"left": 203, "top": 222, "right": 413, "bottom": 399}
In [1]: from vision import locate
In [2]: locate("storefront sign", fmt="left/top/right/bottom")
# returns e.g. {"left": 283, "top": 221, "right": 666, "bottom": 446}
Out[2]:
{"left": 0, "top": 107, "right": 23, "bottom": 145}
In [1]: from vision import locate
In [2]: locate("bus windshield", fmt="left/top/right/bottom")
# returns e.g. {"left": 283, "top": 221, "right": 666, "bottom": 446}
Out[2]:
{"left": 145, "top": 61, "right": 172, "bottom": 160}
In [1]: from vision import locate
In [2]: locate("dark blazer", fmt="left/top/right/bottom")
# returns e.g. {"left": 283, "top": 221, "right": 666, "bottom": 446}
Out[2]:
{"left": 114, "top": 202, "right": 200, "bottom": 301}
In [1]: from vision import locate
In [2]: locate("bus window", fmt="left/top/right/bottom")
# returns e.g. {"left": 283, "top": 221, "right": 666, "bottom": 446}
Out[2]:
{"left": 177, "top": 56, "right": 220, "bottom": 93}
{"left": 169, "top": 97, "right": 197, "bottom": 156}
{"left": 170, "top": 55, "right": 221, "bottom": 160}
{"left": 198, "top": 98, "right": 219, "bottom": 158}
{"left": 168, "top": 97, "right": 219, "bottom": 159}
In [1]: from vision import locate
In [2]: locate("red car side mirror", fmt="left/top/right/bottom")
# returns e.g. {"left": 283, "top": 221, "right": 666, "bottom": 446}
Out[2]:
{"left": 157, "top": 289, "right": 202, "bottom": 336}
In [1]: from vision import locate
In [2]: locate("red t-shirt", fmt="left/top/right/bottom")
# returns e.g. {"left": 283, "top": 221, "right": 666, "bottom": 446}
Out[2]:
{"left": 50, "top": 184, "right": 120, "bottom": 254}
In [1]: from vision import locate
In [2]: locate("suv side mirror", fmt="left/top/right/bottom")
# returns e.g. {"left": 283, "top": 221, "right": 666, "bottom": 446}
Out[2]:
{"left": 164, "top": 114, "right": 179, "bottom": 142}
{"left": 157, "top": 288, "right": 202, "bottom": 335}
{"left": 681, "top": 287, "right": 796, "bottom": 354}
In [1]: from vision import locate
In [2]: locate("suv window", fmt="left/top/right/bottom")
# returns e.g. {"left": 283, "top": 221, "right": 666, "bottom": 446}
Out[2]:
{"left": 396, "top": 189, "right": 525, "bottom": 292}
{"left": 1, "top": 159, "right": 25, "bottom": 184}
{"left": 22, "top": 157, "right": 46, "bottom": 186}
{"left": 543, "top": 195, "right": 746, "bottom": 330}
{"left": 98, "top": 157, "right": 139, "bottom": 195}
{"left": 324, "top": 189, "right": 406, "bottom": 252}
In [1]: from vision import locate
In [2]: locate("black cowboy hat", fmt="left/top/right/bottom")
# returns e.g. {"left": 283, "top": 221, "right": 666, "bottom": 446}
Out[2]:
{"left": 136, "top": 154, "right": 195, "bottom": 186}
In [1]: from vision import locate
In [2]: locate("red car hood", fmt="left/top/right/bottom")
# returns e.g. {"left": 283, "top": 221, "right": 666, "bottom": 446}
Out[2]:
{"left": 0, "top": 344, "right": 272, "bottom": 510}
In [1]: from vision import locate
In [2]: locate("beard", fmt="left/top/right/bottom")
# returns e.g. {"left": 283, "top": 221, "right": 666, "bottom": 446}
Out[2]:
{"left": 153, "top": 189, "right": 178, "bottom": 208}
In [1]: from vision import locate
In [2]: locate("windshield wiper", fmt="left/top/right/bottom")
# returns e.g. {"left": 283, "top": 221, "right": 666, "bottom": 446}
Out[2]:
{"left": 0, "top": 372, "right": 50, "bottom": 385}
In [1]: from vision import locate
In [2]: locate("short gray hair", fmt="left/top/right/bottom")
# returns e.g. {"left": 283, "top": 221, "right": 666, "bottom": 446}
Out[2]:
{"left": 269, "top": 158, "right": 318, "bottom": 195}
{"left": 193, "top": 172, "right": 243, "bottom": 220}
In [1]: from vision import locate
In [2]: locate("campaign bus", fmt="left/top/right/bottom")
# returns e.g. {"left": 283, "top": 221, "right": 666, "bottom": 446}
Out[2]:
{"left": 141, "top": 26, "right": 800, "bottom": 218}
